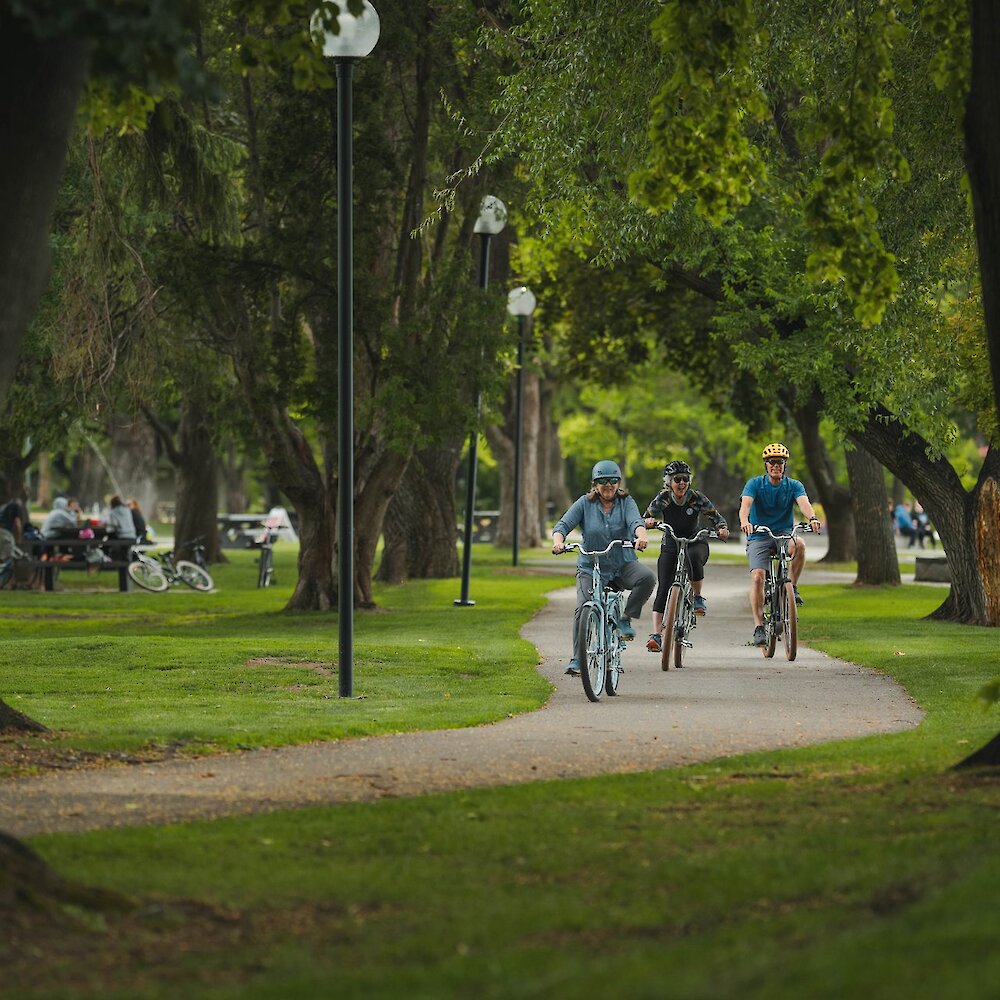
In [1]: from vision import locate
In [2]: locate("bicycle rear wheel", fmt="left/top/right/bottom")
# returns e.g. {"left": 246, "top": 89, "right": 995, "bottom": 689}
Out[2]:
{"left": 127, "top": 559, "right": 168, "bottom": 592}
{"left": 763, "top": 574, "right": 777, "bottom": 658}
{"left": 576, "top": 604, "right": 605, "bottom": 702}
{"left": 781, "top": 582, "right": 798, "bottom": 660}
{"left": 604, "top": 618, "right": 622, "bottom": 696}
{"left": 257, "top": 546, "right": 274, "bottom": 588}
{"left": 661, "top": 585, "right": 681, "bottom": 672}
{"left": 674, "top": 591, "right": 690, "bottom": 669}
{"left": 177, "top": 560, "right": 214, "bottom": 592}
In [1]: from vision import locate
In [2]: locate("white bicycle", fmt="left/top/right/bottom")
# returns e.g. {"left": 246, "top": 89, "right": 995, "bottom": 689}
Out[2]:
{"left": 127, "top": 546, "right": 214, "bottom": 593}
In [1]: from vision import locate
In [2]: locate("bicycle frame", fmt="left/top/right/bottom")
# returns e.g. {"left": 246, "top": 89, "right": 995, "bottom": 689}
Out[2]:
{"left": 559, "top": 539, "right": 632, "bottom": 702}
{"left": 751, "top": 523, "right": 812, "bottom": 661}
{"left": 656, "top": 524, "right": 715, "bottom": 670}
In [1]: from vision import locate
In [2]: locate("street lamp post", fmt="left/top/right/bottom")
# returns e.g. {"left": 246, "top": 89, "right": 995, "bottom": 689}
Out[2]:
{"left": 311, "top": 2, "right": 381, "bottom": 696}
{"left": 506, "top": 286, "right": 536, "bottom": 567}
{"left": 455, "top": 194, "right": 507, "bottom": 607}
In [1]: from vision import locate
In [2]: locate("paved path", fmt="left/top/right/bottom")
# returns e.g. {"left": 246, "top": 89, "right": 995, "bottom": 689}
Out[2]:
{"left": 0, "top": 564, "right": 922, "bottom": 837}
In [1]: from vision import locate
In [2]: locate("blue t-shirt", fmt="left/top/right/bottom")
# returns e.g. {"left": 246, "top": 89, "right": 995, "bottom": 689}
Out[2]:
{"left": 742, "top": 475, "right": 806, "bottom": 534}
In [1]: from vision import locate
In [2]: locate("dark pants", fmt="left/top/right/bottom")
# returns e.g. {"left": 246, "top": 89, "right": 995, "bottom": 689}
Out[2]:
{"left": 652, "top": 540, "right": 709, "bottom": 614}
{"left": 572, "top": 559, "right": 656, "bottom": 649}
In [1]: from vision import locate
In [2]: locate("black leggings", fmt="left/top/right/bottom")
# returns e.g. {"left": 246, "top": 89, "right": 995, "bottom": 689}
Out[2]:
{"left": 652, "top": 540, "right": 709, "bottom": 614}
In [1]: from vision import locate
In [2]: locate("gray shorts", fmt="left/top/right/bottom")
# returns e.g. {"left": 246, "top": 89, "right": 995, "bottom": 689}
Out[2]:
{"left": 746, "top": 534, "right": 784, "bottom": 572}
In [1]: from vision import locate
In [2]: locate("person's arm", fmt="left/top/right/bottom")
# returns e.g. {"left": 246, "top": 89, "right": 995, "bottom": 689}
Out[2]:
{"left": 624, "top": 497, "right": 648, "bottom": 551}
{"left": 552, "top": 497, "right": 583, "bottom": 553}
{"left": 796, "top": 494, "right": 821, "bottom": 531}
{"left": 699, "top": 493, "right": 730, "bottom": 540}
{"left": 738, "top": 495, "right": 754, "bottom": 534}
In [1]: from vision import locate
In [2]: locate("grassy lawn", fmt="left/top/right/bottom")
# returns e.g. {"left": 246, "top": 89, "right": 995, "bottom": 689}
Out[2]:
{"left": 5, "top": 550, "right": 1000, "bottom": 999}
{"left": 0, "top": 546, "right": 557, "bottom": 764}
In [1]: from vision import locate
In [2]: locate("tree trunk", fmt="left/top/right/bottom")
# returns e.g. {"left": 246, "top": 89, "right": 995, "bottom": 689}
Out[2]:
{"left": 540, "top": 379, "right": 569, "bottom": 533}
{"left": 0, "top": 701, "right": 48, "bottom": 733}
{"left": 0, "top": 16, "right": 89, "bottom": 403}
{"left": 966, "top": 0, "right": 1000, "bottom": 438}
{"left": 108, "top": 413, "right": 158, "bottom": 516}
{"left": 846, "top": 444, "right": 900, "bottom": 586}
{"left": 377, "top": 445, "right": 461, "bottom": 583}
{"left": 791, "top": 401, "right": 855, "bottom": 562}
{"left": 851, "top": 411, "right": 1000, "bottom": 625}
{"left": 354, "top": 447, "right": 410, "bottom": 606}
{"left": 173, "top": 402, "right": 223, "bottom": 564}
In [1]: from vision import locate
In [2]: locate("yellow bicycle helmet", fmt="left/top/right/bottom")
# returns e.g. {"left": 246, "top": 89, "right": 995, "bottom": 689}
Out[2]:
{"left": 761, "top": 442, "right": 790, "bottom": 461}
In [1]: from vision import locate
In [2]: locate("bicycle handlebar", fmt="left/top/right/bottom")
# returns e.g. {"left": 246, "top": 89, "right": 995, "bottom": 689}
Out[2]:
{"left": 556, "top": 539, "right": 634, "bottom": 557}
{"left": 654, "top": 523, "right": 719, "bottom": 543}
{"left": 750, "top": 522, "right": 814, "bottom": 541}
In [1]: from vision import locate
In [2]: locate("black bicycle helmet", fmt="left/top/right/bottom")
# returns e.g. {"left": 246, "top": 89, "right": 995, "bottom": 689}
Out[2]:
{"left": 663, "top": 460, "right": 692, "bottom": 479}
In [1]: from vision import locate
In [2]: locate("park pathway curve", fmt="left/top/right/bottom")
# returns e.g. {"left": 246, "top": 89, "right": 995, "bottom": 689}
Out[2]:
{"left": 0, "top": 564, "right": 922, "bottom": 837}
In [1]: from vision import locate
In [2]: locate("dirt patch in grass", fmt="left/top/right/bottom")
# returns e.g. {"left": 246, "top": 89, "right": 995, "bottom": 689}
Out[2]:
{"left": 245, "top": 656, "right": 334, "bottom": 677}
{"left": 0, "top": 734, "right": 202, "bottom": 780}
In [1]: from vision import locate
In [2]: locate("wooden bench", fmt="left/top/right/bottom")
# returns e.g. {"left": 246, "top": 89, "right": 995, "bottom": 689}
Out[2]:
{"left": 21, "top": 537, "right": 137, "bottom": 592}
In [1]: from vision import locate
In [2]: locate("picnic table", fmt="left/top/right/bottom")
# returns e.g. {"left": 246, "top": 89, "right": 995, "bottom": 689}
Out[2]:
{"left": 20, "top": 537, "right": 137, "bottom": 592}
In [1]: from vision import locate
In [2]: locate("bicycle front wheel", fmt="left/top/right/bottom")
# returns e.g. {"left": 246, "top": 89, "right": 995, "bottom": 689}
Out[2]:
{"left": 781, "top": 582, "right": 798, "bottom": 660}
{"left": 177, "top": 560, "right": 214, "bottom": 592}
{"left": 605, "top": 618, "right": 622, "bottom": 697}
{"left": 576, "top": 604, "right": 605, "bottom": 702}
{"left": 127, "top": 559, "right": 168, "bottom": 592}
{"left": 661, "top": 585, "right": 681, "bottom": 671}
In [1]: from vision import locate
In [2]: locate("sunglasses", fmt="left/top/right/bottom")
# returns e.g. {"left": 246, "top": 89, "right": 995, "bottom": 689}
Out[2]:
{"left": 765, "top": 458, "right": 786, "bottom": 466}
{"left": 671, "top": 475, "right": 690, "bottom": 484}
{"left": 595, "top": 477, "right": 620, "bottom": 486}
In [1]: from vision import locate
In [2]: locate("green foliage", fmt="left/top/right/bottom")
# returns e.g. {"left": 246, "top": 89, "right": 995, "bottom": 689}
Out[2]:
{"left": 632, "top": 0, "right": 770, "bottom": 224}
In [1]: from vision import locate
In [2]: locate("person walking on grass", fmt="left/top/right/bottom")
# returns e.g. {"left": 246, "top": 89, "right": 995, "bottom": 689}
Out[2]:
{"left": 552, "top": 460, "right": 655, "bottom": 676}
{"left": 739, "top": 443, "right": 821, "bottom": 648}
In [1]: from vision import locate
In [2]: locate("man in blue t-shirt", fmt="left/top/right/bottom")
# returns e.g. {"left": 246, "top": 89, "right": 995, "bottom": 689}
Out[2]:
{"left": 738, "top": 442, "right": 822, "bottom": 647}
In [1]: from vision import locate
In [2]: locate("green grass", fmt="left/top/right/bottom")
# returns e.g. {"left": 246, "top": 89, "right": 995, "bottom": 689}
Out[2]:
{"left": 8, "top": 563, "right": 1000, "bottom": 999}
{"left": 0, "top": 547, "right": 558, "bottom": 759}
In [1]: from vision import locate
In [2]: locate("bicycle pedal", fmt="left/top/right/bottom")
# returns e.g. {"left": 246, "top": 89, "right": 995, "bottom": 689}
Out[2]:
{"left": 681, "top": 640, "right": 693, "bottom": 648}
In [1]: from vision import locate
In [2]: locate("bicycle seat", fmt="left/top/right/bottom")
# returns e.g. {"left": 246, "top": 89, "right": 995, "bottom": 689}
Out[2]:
{"left": 606, "top": 581, "right": 625, "bottom": 593}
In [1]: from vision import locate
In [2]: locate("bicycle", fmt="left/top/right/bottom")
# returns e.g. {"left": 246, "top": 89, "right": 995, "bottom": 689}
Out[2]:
{"left": 177, "top": 535, "right": 210, "bottom": 572}
{"left": 750, "top": 522, "right": 813, "bottom": 660}
{"left": 654, "top": 523, "right": 718, "bottom": 671}
{"left": 248, "top": 517, "right": 280, "bottom": 588}
{"left": 557, "top": 539, "right": 632, "bottom": 702}
{"left": 127, "top": 545, "right": 214, "bottom": 593}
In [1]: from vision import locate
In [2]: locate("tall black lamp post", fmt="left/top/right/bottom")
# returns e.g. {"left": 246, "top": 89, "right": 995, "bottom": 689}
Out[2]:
{"left": 506, "top": 285, "right": 536, "bottom": 567}
{"left": 455, "top": 194, "right": 507, "bottom": 607}
{"left": 312, "top": 1, "right": 380, "bottom": 696}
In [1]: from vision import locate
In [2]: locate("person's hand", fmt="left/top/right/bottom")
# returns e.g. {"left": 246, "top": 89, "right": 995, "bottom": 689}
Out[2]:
{"left": 740, "top": 521, "right": 752, "bottom": 535}
{"left": 808, "top": 516, "right": 821, "bottom": 532}
{"left": 644, "top": 517, "right": 655, "bottom": 528}
{"left": 551, "top": 540, "right": 565, "bottom": 554}
{"left": 635, "top": 536, "right": 648, "bottom": 552}
{"left": 718, "top": 527, "right": 730, "bottom": 541}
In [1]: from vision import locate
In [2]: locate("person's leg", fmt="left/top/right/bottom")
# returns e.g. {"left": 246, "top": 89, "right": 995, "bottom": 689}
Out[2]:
{"left": 688, "top": 540, "right": 709, "bottom": 613}
{"left": 618, "top": 559, "right": 656, "bottom": 624}
{"left": 746, "top": 536, "right": 772, "bottom": 643}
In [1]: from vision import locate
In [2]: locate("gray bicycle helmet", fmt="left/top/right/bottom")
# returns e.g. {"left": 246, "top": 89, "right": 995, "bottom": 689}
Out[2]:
{"left": 591, "top": 459, "right": 622, "bottom": 481}
{"left": 663, "top": 460, "right": 692, "bottom": 479}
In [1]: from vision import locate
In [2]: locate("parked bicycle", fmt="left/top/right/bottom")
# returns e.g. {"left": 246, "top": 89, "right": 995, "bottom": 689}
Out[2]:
{"left": 248, "top": 517, "right": 281, "bottom": 588}
{"left": 654, "top": 523, "right": 718, "bottom": 671}
{"left": 750, "top": 522, "right": 813, "bottom": 660}
{"left": 127, "top": 545, "right": 214, "bottom": 593}
{"left": 557, "top": 539, "right": 632, "bottom": 702}
{"left": 177, "top": 535, "right": 210, "bottom": 572}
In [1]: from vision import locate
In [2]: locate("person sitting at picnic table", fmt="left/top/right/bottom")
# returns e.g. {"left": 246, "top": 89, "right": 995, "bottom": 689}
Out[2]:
{"left": 41, "top": 496, "right": 82, "bottom": 539}
{"left": 104, "top": 495, "right": 136, "bottom": 541}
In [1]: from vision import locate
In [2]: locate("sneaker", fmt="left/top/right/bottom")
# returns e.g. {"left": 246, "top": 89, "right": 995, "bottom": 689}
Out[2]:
{"left": 618, "top": 617, "right": 636, "bottom": 640}
{"left": 752, "top": 625, "right": 767, "bottom": 646}
{"left": 693, "top": 595, "right": 707, "bottom": 616}
{"left": 646, "top": 633, "right": 662, "bottom": 653}
{"left": 793, "top": 585, "right": 804, "bottom": 607}
{"left": 564, "top": 658, "right": 581, "bottom": 676}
